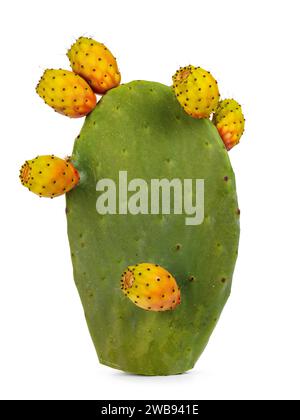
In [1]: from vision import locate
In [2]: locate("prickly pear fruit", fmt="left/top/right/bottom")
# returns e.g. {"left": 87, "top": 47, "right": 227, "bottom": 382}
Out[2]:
{"left": 213, "top": 99, "right": 245, "bottom": 150}
{"left": 67, "top": 37, "right": 121, "bottom": 94}
{"left": 172, "top": 65, "right": 219, "bottom": 118}
{"left": 121, "top": 263, "right": 181, "bottom": 312}
{"left": 19, "top": 155, "right": 79, "bottom": 198}
{"left": 36, "top": 69, "right": 97, "bottom": 118}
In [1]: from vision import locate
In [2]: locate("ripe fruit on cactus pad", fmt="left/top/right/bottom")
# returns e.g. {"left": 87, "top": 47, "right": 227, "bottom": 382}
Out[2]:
{"left": 66, "top": 80, "right": 239, "bottom": 375}
{"left": 20, "top": 155, "right": 79, "bottom": 197}
{"left": 172, "top": 65, "right": 219, "bottom": 118}
{"left": 121, "top": 263, "right": 181, "bottom": 311}
{"left": 67, "top": 37, "right": 121, "bottom": 94}
{"left": 213, "top": 99, "right": 245, "bottom": 150}
{"left": 36, "top": 69, "right": 96, "bottom": 118}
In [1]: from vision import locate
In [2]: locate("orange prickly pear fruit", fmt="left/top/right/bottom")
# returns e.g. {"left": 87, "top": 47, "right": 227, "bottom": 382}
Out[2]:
{"left": 36, "top": 69, "right": 96, "bottom": 118}
{"left": 213, "top": 99, "right": 245, "bottom": 150}
{"left": 67, "top": 36, "right": 121, "bottom": 94}
{"left": 19, "top": 155, "right": 80, "bottom": 198}
{"left": 121, "top": 263, "right": 181, "bottom": 312}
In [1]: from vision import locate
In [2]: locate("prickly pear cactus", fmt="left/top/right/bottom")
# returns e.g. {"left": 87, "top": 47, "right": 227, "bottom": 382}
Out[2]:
{"left": 66, "top": 80, "right": 240, "bottom": 375}
{"left": 21, "top": 36, "right": 244, "bottom": 375}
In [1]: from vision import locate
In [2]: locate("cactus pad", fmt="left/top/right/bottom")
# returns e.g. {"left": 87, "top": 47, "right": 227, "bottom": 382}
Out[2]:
{"left": 66, "top": 80, "right": 239, "bottom": 375}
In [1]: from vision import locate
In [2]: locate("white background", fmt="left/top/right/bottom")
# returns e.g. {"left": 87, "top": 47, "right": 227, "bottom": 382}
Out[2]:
{"left": 0, "top": 0, "right": 299, "bottom": 400}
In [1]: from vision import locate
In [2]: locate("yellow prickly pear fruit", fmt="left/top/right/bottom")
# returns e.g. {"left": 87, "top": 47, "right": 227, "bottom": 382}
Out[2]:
{"left": 213, "top": 99, "right": 245, "bottom": 150}
{"left": 36, "top": 69, "right": 96, "bottom": 118}
{"left": 121, "top": 263, "right": 181, "bottom": 312}
{"left": 19, "top": 155, "right": 80, "bottom": 198}
{"left": 67, "top": 36, "right": 121, "bottom": 94}
{"left": 172, "top": 65, "right": 219, "bottom": 118}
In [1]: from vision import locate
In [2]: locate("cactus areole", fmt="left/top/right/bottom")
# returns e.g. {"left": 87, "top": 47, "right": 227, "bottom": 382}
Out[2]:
{"left": 66, "top": 80, "right": 240, "bottom": 375}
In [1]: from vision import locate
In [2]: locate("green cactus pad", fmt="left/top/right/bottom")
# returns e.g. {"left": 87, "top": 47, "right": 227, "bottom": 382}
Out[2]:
{"left": 66, "top": 80, "right": 239, "bottom": 375}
